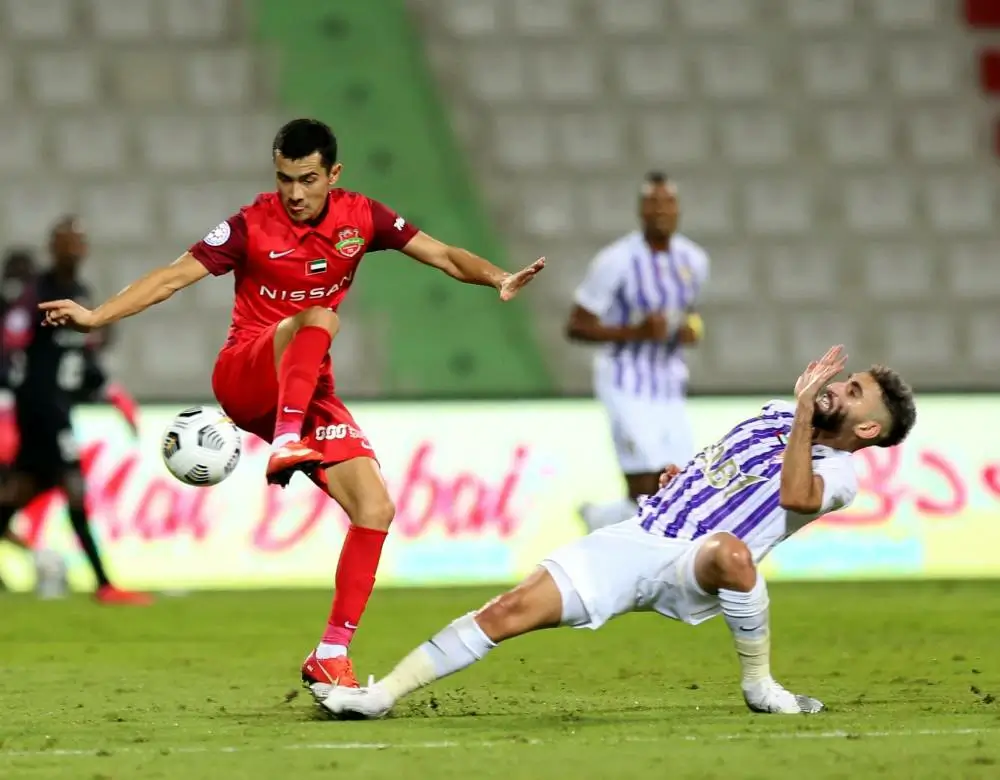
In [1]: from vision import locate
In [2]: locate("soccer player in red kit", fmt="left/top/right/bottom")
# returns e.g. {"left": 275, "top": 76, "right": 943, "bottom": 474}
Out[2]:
{"left": 39, "top": 119, "right": 545, "bottom": 695}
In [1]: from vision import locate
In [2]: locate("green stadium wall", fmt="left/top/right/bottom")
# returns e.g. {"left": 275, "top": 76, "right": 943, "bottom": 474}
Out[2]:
{"left": 252, "top": 0, "right": 553, "bottom": 396}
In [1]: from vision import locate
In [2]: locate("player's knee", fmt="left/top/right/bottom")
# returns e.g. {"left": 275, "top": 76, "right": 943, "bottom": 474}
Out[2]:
{"left": 711, "top": 535, "right": 756, "bottom": 592}
{"left": 350, "top": 496, "right": 395, "bottom": 531}
{"left": 294, "top": 306, "right": 340, "bottom": 336}
{"left": 475, "top": 590, "right": 529, "bottom": 641}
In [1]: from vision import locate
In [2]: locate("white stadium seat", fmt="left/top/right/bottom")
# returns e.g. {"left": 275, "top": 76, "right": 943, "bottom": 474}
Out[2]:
{"left": 786, "top": 309, "right": 860, "bottom": 367}
{"left": 439, "top": 0, "right": 502, "bottom": 37}
{"left": 206, "top": 114, "right": 282, "bottom": 174}
{"left": 164, "top": 0, "right": 229, "bottom": 41}
{"left": 888, "top": 42, "right": 958, "bottom": 98}
{"left": 696, "top": 44, "right": 772, "bottom": 100}
{"left": 698, "top": 244, "right": 756, "bottom": 304}
{"left": 53, "top": 115, "right": 127, "bottom": 174}
{"left": 883, "top": 309, "right": 955, "bottom": 368}
{"left": 89, "top": 0, "right": 155, "bottom": 39}
{"left": 782, "top": 0, "right": 853, "bottom": 29}
{"left": 464, "top": 47, "right": 527, "bottom": 101}
{"left": 637, "top": 110, "right": 710, "bottom": 165}
{"left": 137, "top": 116, "right": 208, "bottom": 173}
{"left": 553, "top": 111, "right": 627, "bottom": 170}
{"left": 0, "top": 116, "right": 43, "bottom": 173}
{"left": 3, "top": 0, "right": 74, "bottom": 41}
{"left": 924, "top": 174, "right": 994, "bottom": 232}
{"left": 711, "top": 309, "right": 781, "bottom": 370}
{"left": 765, "top": 243, "right": 841, "bottom": 302}
{"left": 1, "top": 186, "right": 75, "bottom": 244}
{"left": 615, "top": 45, "right": 687, "bottom": 101}
{"left": 79, "top": 182, "right": 155, "bottom": 242}
{"left": 842, "top": 175, "right": 914, "bottom": 233}
{"left": 0, "top": 53, "right": 12, "bottom": 106}
{"left": 582, "top": 179, "right": 642, "bottom": 235}
{"left": 871, "top": 0, "right": 940, "bottom": 29}
{"left": 492, "top": 112, "right": 552, "bottom": 171}
{"left": 968, "top": 310, "right": 1000, "bottom": 368}
{"left": 907, "top": 107, "right": 977, "bottom": 163}
{"left": 532, "top": 47, "right": 602, "bottom": 102}
{"left": 519, "top": 180, "right": 577, "bottom": 238}
{"left": 719, "top": 109, "right": 793, "bottom": 165}
{"left": 111, "top": 49, "right": 180, "bottom": 105}
{"left": 821, "top": 107, "right": 892, "bottom": 164}
{"left": 163, "top": 184, "right": 245, "bottom": 242}
{"left": 744, "top": 177, "right": 813, "bottom": 235}
{"left": 674, "top": 0, "right": 753, "bottom": 31}
{"left": 947, "top": 241, "right": 1000, "bottom": 299}
{"left": 183, "top": 49, "right": 253, "bottom": 107}
{"left": 674, "top": 178, "right": 735, "bottom": 236}
{"left": 27, "top": 50, "right": 100, "bottom": 106}
{"left": 801, "top": 42, "right": 872, "bottom": 98}
{"left": 512, "top": 0, "right": 577, "bottom": 35}
{"left": 593, "top": 0, "right": 664, "bottom": 35}
{"left": 861, "top": 242, "right": 935, "bottom": 300}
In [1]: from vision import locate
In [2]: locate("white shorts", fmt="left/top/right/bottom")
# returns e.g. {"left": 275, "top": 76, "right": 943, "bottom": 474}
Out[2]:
{"left": 541, "top": 519, "right": 721, "bottom": 630}
{"left": 597, "top": 388, "right": 694, "bottom": 474}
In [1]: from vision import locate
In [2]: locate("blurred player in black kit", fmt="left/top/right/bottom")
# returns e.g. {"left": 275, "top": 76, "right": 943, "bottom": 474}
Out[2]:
{"left": 0, "top": 218, "right": 150, "bottom": 604}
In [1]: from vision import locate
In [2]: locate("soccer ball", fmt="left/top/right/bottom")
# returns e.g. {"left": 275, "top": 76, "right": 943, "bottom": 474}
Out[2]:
{"left": 161, "top": 406, "right": 242, "bottom": 486}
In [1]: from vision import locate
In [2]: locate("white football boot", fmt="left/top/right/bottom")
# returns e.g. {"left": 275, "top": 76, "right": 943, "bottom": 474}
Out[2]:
{"left": 322, "top": 683, "right": 395, "bottom": 720}
{"left": 743, "top": 678, "right": 824, "bottom": 714}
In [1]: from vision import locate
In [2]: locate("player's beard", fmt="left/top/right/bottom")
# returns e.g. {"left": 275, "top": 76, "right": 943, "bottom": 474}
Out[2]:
{"left": 812, "top": 391, "right": 846, "bottom": 434}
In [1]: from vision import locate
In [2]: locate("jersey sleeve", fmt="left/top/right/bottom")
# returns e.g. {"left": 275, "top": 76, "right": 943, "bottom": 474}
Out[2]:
{"left": 189, "top": 211, "right": 249, "bottom": 276}
{"left": 573, "top": 247, "right": 623, "bottom": 318}
{"left": 813, "top": 456, "right": 859, "bottom": 514}
{"left": 368, "top": 199, "right": 419, "bottom": 252}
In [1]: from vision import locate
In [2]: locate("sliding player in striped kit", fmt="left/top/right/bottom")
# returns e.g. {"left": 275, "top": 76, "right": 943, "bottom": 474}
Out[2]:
{"left": 323, "top": 347, "right": 916, "bottom": 718}
{"left": 567, "top": 172, "right": 709, "bottom": 532}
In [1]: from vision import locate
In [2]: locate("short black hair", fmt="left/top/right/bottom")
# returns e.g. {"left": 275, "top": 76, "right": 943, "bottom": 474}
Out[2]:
{"left": 272, "top": 119, "right": 338, "bottom": 170}
{"left": 2, "top": 247, "right": 35, "bottom": 276}
{"left": 869, "top": 364, "right": 916, "bottom": 448}
{"left": 644, "top": 170, "right": 669, "bottom": 185}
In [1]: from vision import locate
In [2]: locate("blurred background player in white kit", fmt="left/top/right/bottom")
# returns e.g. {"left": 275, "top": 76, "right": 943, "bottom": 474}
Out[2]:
{"left": 567, "top": 172, "right": 709, "bottom": 532}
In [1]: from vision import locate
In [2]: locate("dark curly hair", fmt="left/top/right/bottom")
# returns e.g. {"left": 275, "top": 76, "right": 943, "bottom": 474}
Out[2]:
{"left": 868, "top": 364, "right": 916, "bottom": 448}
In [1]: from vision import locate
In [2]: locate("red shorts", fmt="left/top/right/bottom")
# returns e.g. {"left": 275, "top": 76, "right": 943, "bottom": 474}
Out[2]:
{"left": 211, "top": 326, "right": 376, "bottom": 491}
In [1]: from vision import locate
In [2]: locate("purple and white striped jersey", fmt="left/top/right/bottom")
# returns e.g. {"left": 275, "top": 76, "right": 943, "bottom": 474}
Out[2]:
{"left": 574, "top": 231, "right": 709, "bottom": 399}
{"left": 637, "top": 400, "right": 858, "bottom": 562}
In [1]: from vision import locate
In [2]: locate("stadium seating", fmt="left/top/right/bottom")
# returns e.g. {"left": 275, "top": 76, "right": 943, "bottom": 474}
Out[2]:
{"left": 411, "top": 0, "right": 999, "bottom": 393}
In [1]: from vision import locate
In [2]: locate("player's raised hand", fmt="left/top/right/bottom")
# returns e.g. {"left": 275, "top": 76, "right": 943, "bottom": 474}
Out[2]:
{"left": 658, "top": 464, "right": 681, "bottom": 489}
{"left": 794, "top": 345, "right": 847, "bottom": 402}
{"left": 38, "top": 299, "right": 98, "bottom": 332}
{"left": 498, "top": 257, "right": 546, "bottom": 301}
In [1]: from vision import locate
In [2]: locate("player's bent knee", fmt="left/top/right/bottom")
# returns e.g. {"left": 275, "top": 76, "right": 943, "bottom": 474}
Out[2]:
{"left": 293, "top": 306, "right": 340, "bottom": 336}
{"left": 475, "top": 590, "right": 530, "bottom": 642}
{"left": 695, "top": 533, "right": 757, "bottom": 593}
{"left": 350, "top": 497, "right": 395, "bottom": 531}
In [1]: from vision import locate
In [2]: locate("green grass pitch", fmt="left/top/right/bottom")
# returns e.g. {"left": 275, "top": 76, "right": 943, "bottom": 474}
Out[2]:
{"left": 1, "top": 581, "right": 998, "bottom": 779}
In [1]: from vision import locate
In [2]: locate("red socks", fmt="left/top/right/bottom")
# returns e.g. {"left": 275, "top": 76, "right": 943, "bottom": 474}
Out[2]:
{"left": 322, "top": 526, "right": 388, "bottom": 648}
{"left": 274, "top": 325, "right": 332, "bottom": 441}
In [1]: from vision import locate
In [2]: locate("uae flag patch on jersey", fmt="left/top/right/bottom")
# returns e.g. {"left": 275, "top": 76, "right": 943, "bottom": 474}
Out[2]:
{"left": 306, "top": 258, "right": 328, "bottom": 275}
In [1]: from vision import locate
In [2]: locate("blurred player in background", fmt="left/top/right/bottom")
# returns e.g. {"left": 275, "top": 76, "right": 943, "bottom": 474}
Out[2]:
{"left": 39, "top": 119, "right": 544, "bottom": 692}
{"left": 0, "top": 218, "right": 149, "bottom": 604}
{"left": 567, "top": 172, "right": 709, "bottom": 532}
{"left": 322, "top": 347, "right": 917, "bottom": 719}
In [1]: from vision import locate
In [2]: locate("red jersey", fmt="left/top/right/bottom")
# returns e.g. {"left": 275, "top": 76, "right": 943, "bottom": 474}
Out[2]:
{"left": 189, "top": 190, "right": 418, "bottom": 347}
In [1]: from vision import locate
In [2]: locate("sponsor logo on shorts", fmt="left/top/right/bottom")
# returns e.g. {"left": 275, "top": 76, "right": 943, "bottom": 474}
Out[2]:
{"left": 334, "top": 227, "right": 365, "bottom": 259}
{"left": 313, "top": 423, "right": 370, "bottom": 448}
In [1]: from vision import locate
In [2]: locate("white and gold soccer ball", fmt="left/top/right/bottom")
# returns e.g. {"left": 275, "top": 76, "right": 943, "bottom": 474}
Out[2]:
{"left": 161, "top": 406, "right": 242, "bottom": 486}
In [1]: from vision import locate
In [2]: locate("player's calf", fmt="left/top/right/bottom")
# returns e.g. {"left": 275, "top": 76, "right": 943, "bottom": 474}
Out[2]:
{"left": 321, "top": 567, "right": 565, "bottom": 719}
{"left": 694, "top": 533, "right": 823, "bottom": 715}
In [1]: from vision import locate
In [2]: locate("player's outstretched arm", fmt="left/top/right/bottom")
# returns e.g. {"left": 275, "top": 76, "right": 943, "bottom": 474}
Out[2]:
{"left": 400, "top": 232, "right": 544, "bottom": 301}
{"left": 780, "top": 346, "right": 848, "bottom": 513}
{"left": 39, "top": 253, "right": 208, "bottom": 332}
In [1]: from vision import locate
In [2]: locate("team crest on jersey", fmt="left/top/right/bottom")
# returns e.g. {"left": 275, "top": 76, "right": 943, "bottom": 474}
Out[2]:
{"left": 203, "top": 221, "right": 231, "bottom": 247}
{"left": 334, "top": 227, "right": 365, "bottom": 259}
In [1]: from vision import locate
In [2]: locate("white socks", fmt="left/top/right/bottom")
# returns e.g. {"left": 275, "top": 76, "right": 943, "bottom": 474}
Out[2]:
{"left": 376, "top": 613, "right": 496, "bottom": 702}
{"left": 272, "top": 433, "right": 299, "bottom": 450}
{"left": 582, "top": 498, "right": 638, "bottom": 531}
{"left": 316, "top": 643, "right": 348, "bottom": 660}
{"left": 719, "top": 574, "right": 772, "bottom": 687}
